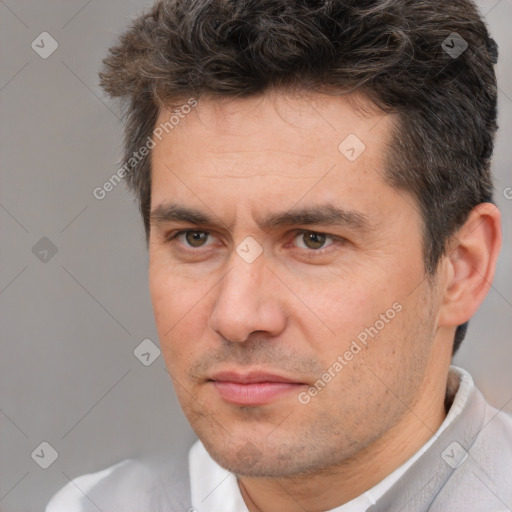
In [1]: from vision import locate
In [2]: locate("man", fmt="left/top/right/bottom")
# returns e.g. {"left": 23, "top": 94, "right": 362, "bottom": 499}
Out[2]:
{"left": 47, "top": 0, "right": 512, "bottom": 510}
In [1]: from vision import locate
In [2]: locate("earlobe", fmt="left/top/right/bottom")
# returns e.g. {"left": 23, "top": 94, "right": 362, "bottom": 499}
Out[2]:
{"left": 438, "top": 203, "right": 502, "bottom": 328}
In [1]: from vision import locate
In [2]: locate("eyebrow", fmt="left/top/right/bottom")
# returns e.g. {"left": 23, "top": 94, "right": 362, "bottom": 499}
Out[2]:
{"left": 150, "top": 202, "right": 372, "bottom": 233}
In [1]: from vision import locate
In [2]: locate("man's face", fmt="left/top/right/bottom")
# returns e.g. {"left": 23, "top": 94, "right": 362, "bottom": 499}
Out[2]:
{"left": 149, "top": 92, "right": 444, "bottom": 477}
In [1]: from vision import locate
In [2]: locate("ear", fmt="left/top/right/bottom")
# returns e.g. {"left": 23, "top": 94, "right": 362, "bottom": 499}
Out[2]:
{"left": 438, "top": 203, "right": 502, "bottom": 329}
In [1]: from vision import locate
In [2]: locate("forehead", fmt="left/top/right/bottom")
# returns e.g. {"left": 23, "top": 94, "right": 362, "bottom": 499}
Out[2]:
{"left": 153, "top": 90, "right": 391, "bottom": 158}
{"left": 149, "top": 91, "right": 406, "bottom": 227}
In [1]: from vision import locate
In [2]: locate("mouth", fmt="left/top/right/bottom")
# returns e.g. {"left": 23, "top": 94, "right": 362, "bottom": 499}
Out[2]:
{"left": 207, "top": 370, "right": 307, "bottom": 406}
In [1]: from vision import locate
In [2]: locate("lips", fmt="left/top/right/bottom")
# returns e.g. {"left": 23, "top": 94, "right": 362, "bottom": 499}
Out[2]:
{"left": 208, "top": 370, "right": 306, "bottom": 406}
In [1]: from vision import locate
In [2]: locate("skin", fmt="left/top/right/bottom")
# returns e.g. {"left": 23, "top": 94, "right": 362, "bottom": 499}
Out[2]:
{"left": 148, "top": 90, "right": 501, "bottom": 511}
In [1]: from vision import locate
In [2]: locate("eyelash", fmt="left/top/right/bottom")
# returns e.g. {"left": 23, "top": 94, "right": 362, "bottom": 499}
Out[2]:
{"left": 165, "top": 229, "right": 342, "bottom": 255}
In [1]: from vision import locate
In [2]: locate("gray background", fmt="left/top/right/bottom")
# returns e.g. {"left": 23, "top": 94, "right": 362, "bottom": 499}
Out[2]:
{"left": 0, "top": 1, "right": 510, "bottom": 511}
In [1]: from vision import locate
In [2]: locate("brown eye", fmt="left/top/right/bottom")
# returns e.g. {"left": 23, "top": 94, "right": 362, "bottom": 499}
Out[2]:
{"left": 183, "top": 230, "right": 209, "bottom": 247}
{"left": 303, "top": 232, "right": 326, "bottom": 249}
{"left": 293, "top": 231, "right": 333, "bottom": 250}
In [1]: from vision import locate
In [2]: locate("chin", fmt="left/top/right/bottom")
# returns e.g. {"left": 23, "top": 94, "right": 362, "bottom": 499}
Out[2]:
{"left": 201, "top": 433, "right": 336, "bottom": 478}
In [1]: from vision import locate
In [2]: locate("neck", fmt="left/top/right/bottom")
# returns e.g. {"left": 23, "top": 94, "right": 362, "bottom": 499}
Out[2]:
{"left": 237, "top": 369, "right": 450, "bottom": 512}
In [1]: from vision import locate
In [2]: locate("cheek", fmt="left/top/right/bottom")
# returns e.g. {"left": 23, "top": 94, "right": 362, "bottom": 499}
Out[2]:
{"left": 149, "top": 267, "right": 186, "bottom": 344}
{"left": 304, "top": 274, "right": 389, "bottom": 336}
{"left": 149, "top": 265, "right": 212, "bottom": 369}
{"left": 304, "top": 264, "right": 424, "bottom": 365}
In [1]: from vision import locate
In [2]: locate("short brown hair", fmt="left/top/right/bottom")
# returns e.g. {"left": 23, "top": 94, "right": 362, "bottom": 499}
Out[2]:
{"left": 99, "top": 0, "right": 498, "bottom": 354}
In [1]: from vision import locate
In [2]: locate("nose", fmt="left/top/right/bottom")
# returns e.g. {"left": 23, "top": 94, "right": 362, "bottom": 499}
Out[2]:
{"left": 208, "top": 255, "right": 287, "bottom": 343}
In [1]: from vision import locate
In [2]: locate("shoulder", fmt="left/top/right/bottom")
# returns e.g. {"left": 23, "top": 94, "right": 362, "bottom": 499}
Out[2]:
{"left": 46, "top": 449, "right": 192, "bottom": 512}
{"left": 45, "top": 459, "right": 134, "bottom": 511}
{"left": 432, "top": 391, "right": 512, "bottom": 511}
{"left": 376, "top": 374, "right": 512, "bottom": 512}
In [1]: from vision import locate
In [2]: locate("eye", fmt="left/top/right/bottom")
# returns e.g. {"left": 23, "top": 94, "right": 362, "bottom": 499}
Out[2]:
{"left": 166, "top": 229, "right": 342, "bottom": 254}
{"left": 291, "top": 230, "right": 337, "bottom": 251}
{"left": 169, "top": 230, "right": 214, "bottom": 248}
